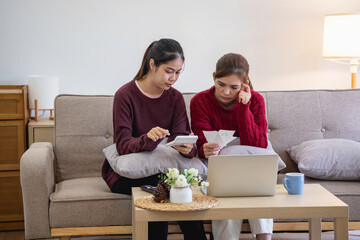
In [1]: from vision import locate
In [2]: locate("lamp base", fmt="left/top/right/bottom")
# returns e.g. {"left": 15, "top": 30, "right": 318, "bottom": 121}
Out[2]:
{"left": 29, "top": 99, "right": 39, "bottom": 121}
{"left": 29, "top": 100, "right": 55, "bottom": 121}
{"left": 352, "top": 72, "right": 356, "bottom": 89}
{"left": 350, "top": 62, "right": 358, "bottom": 89}
{"left": 49, "top": 109, "right": 54, "bottom": 120}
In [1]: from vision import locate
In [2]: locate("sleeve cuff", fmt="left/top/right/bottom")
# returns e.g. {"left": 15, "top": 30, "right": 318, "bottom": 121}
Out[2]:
{"left": 142, "top": 135, "right": 161, "bottom": 151}
{"left": 180, "top": 144, "right": 197, "bottom": 158}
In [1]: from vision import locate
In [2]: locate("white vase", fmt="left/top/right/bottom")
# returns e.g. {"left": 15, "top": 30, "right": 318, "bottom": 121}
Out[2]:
{"left": 170, "top": 185, "right": 192, "bottom": 204}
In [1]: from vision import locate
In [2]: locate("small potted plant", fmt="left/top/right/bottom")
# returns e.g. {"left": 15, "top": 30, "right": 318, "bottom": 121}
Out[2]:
{"left": 165, "top": 168, "right": 209, "bottom": 204}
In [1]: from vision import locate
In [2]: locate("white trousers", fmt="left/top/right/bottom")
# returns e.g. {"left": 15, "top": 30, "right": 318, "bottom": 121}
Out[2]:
{"left": 212, "top": 218, "right": 273, "bottom": 240}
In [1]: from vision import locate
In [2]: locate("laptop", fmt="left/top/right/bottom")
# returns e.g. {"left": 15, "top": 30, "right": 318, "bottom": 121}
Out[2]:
{"left": 205, "top": 154, "right": 278, "bottom": 197}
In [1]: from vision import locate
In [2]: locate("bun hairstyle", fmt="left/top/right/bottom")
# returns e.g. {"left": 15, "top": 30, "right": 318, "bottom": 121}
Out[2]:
{"left": 134, "top": 38, "right": 185, "bottom": 80}
{"left": 214, "top": 53, "right": 254, "bottom": 90}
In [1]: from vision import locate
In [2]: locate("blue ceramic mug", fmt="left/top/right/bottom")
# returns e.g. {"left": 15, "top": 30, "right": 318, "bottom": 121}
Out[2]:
{"left": 283, "top": 173, "right": 304, "bottom": 195}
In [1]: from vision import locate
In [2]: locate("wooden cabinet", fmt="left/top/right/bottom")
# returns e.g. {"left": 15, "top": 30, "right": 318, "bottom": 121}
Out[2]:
{"left": 0, "top": 85, "right": 28, "bottom": 230}
{"left": 28, "top": 118, "right": 54, "bottom": 146}
{"left": 0, "top": 172, "right": 23, "bottom": 227}
{"left": 0, "top": 121, "right": 25, "bottom": 171}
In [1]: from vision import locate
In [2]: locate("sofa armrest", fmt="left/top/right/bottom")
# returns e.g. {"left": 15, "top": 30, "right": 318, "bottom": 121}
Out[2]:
{"left": 20, "top": 142, "right": 56, "bottom": 240}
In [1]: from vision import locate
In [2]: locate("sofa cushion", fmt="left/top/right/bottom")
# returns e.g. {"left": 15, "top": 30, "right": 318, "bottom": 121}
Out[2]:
{"left": 49, "top": 177, "right": 132, "bottom": 227}
{"left": 55, "top": 95, "right": 114, "bottom": 182}
{"left": 259, "top": 91, "right": 323, "bottom": 173}
{"left": 287, "top": 139, "right": 360, "bottom": 180}
{"left": 260, "top": 90, "right": 360, "bottom": 174}
{"left": 103, "top": 141, "right": 207, "bottom": 179}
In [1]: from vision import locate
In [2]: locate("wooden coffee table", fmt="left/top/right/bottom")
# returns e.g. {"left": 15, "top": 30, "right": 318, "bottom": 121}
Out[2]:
{"left": 132, "top": 184, "right": 348, "bottom": 240}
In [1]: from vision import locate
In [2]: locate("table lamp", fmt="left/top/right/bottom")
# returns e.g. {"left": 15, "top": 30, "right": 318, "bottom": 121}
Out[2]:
{"left": 322, "top": 13, "right": 360, "bottom": 88}
{"left": 28, "top": 75, "right": 59, "bottom": 121}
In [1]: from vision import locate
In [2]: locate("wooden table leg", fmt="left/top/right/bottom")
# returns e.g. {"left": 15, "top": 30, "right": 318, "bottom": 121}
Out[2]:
{"left": 133, "top": 221, "right": 148, "bottom": 240}
{"left": 132, "top": 202, "right": 148, "bottom": 240}
{"left": 309, "top": 218, "right": 321, "bottom": 240}
{"left": 335, "top": 217, "right": 348, "bottom": 240}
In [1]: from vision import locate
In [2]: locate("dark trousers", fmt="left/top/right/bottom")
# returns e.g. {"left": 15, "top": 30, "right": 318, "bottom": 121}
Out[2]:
{"left": 112, "top": 174, "right": 207, "bottom": 240}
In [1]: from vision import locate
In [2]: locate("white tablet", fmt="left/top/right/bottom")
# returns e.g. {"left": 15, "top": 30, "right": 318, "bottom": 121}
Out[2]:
{"left": 166, "top": 135, "right": 198, "bottom": 147}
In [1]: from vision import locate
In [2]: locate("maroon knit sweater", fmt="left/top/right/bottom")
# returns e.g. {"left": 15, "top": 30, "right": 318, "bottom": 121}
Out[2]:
{"left": 102, "top": 80, "right": 196, "bottom": 190}
{"left": 190, "top": 86, "right": 268, "bottom": 158}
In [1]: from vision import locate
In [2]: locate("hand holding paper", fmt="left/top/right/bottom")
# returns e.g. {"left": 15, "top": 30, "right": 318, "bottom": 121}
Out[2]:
{"left": 203, "top": 130, "right": 236, "bottom": 147}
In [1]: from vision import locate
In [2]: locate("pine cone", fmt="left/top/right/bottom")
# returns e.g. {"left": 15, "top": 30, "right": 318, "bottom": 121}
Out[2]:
{"left": 160, "top": 180, "right": 171, "bottom": 198}
{"left": 153, "top": 180, "right": 171, "bottom": 203}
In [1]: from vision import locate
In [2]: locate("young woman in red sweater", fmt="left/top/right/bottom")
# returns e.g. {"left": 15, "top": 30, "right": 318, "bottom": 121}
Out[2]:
{"left": 190, "top": 53, "right": 272, "bottom": 240}
{"left": 102, "top": 39, "right": 206, "bottom": 240}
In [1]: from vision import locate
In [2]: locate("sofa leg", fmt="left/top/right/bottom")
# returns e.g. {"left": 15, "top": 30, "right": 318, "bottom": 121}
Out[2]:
{"left": 59, "top": 237, "right": 71, "bottom": 240}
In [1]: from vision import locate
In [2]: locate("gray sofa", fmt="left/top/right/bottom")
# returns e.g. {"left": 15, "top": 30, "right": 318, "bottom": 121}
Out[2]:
{"left": 20, "top": 89, "right": 360, "bottom": 239}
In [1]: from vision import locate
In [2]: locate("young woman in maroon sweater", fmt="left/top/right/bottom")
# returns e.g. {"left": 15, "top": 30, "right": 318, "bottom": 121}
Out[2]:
{"left": 190, "top": 53, "right": 272, "bottom": 240}
{"left": 102, "top": 39, "right": 206, "bottom": 240}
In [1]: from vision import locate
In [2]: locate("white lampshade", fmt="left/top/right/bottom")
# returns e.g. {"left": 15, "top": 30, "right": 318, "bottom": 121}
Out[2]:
{"left": 28, "top": 75, "right": 59, "bottom": 110}
{"left": 323, "top": 13, "right": 360, "bottom": 59}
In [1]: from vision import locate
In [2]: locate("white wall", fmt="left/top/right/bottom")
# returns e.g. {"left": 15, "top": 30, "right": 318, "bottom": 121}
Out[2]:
{"left": 0, "top": 0, "right": 359, "bottom": 94}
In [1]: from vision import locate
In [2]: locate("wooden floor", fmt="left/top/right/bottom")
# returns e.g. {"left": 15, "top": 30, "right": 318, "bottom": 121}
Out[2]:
{"left": 1, "top": 231, "right": 360, "bottom": 240}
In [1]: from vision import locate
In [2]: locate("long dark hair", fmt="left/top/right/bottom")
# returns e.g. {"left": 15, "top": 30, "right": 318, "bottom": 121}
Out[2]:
{"left": 214, "top": 53, "right": 254, "bottom": 90}
{"left": 134, "top": 38, "right": 185, "bottom": 80}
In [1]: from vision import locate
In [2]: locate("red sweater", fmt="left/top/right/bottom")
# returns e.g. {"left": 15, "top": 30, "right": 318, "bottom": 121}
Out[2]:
{"left": 190, "top": 86, "right": 268, "bottom": 158}
{"left": 102, "top": 80, "right": 196, "bottom": 190}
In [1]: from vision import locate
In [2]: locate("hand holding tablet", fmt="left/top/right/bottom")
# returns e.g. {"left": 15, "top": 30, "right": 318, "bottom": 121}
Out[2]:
{"left": 166, "top": 135, "right": 198, "bottom": 147}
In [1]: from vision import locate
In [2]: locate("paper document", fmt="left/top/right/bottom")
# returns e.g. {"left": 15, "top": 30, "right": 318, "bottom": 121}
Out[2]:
{"left": 203, "top": 130, "right": 236, "bottom": 147}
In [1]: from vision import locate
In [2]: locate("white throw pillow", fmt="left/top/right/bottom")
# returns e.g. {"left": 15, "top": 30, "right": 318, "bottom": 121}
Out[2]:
{"left": 219, "top": 139, "right": 286, "bottom": 171}
{"left": 103, "top": 141, "right": 207, "bottom": 179}
{"left": 287, "top": 138, "right": 360, "bottom": 180}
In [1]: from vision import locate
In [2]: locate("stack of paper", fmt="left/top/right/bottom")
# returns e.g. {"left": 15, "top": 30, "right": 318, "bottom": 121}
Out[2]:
{"left": 203, "top": 130, "right": 236, "bottom": 147}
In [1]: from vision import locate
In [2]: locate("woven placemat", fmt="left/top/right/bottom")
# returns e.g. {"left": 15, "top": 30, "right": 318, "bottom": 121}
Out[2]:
{"left": 134, "top": 194, "right": 219, "bottom": 211}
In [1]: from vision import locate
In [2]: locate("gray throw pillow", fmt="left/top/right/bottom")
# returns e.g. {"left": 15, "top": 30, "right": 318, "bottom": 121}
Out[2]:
{"left": 287, "top": 138, "right": 360, "bottom": 180}
{"left": 219, "top": 139, "right": 286, "bottom": 171}
{"left": 103, "top": 142, "right": 207, "bottom": 179}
